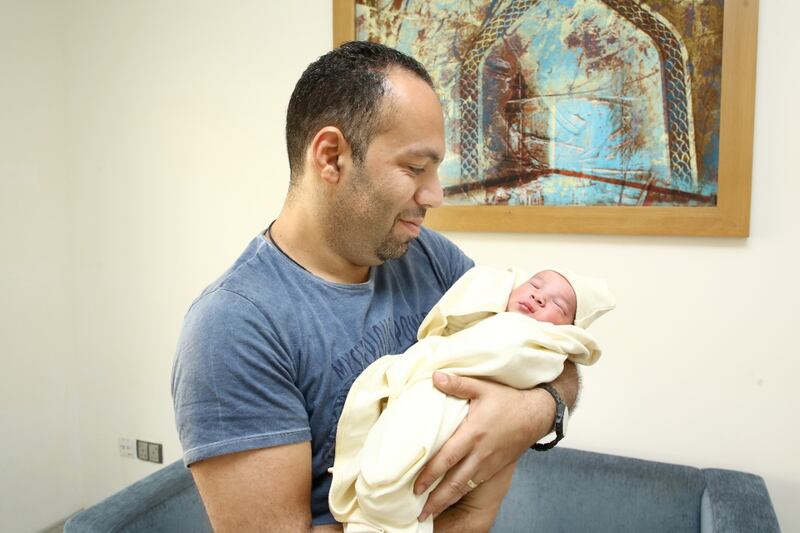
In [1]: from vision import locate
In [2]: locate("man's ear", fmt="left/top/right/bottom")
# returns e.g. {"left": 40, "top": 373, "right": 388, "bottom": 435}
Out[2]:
{"left": 308, "top": 126, "right": 350, "bottom": 184}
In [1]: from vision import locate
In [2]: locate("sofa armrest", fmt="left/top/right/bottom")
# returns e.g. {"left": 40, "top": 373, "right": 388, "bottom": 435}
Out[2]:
{"left": 700, "top": 468, "right": 781, "bottom": 533}
{"left": 64, "top": 460, "right": 212, "bottom": 533}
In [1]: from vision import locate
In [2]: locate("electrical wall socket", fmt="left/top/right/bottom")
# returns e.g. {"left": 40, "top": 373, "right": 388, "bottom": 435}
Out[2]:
{"left": 119, "top": 437, "right": 135, "bottom": 458}
{"left": 134, "top": 439, "right": 164, "bottom": 464}
{"left": 147, "top": 442, "right": 163, "bottom": 464}
{"left": 136, "top": 440, "right": 149, "bottom": 461}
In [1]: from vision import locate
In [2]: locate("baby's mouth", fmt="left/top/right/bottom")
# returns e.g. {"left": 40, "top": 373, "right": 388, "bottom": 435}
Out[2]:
{"left": 518, "top": 300, "right": 535, "bottom": 313}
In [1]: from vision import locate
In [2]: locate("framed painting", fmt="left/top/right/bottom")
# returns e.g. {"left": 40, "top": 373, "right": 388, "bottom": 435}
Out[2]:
{"left": 332, "top": 0, "right": 758, "bottom": 236}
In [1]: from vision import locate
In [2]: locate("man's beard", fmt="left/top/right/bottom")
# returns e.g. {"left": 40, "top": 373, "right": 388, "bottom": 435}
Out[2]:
{"left": 374, "top": 220, "right": 411, "bottom": 261}
{"left": 325, "top": 165, "right": 426, "bottom": 264}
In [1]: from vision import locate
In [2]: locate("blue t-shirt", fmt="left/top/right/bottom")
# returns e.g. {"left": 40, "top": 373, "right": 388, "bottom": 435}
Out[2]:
{"left": 171, "top": 226, "right": 473, "bottom": 524}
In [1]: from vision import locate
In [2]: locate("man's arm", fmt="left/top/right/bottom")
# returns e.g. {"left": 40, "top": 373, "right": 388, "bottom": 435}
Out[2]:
{"left": 551, "top": 358, "right": 580, "bottom": 409}
{"left": 190, "top": 442, "right": 342, "bottom": 533}
{"left": 417, "top": 361, "right": 580, "bottom": 525}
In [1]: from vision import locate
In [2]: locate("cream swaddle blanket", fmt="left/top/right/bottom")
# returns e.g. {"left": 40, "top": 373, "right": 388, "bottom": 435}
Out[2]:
{"left": 328, "top": 266, "right": 611, "bottom": 532}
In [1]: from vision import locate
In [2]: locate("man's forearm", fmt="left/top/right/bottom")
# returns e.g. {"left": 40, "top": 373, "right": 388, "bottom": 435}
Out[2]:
{"left": 434, "top": 507, "right": 493, "bottom": 533}
{"left": 551, "top": 360, "right": 580, "bottom": 411}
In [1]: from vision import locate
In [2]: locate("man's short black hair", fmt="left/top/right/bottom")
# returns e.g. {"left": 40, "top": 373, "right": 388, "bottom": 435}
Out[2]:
{"left": 285, "top": 41, "right": 434, "bottom": 183}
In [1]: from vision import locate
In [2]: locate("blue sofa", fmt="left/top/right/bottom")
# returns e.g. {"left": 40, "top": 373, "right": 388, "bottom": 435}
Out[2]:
{"left": 65, "top": 447, "right": 780, "bottom": 532}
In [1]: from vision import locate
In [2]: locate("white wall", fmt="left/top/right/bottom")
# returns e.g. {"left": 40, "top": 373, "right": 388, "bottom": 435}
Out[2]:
{"left": 0, "top": 2, "right": 83, "bottom": 532}
{"left": 62, "top": 0, "right": 334, "bottom": 513}
{"left": 1, "top": 1, "right": 797, "bottom": 532}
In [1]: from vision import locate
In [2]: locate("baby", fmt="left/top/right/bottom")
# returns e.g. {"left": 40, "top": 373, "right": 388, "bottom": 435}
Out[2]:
{"left": 506, "top": 269, "right": 578, "bottom": 325}
{"left": 329, "top": 266, "right": 615, "bottom": 533}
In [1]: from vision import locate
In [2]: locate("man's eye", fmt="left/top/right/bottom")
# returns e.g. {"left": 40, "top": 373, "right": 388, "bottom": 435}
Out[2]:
{"left": 409, "top": 166, "right": 425, "bottom": 175}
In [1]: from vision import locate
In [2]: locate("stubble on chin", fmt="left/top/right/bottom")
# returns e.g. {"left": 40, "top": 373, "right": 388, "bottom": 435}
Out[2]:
{"left": 375, "top": 207, "right": 427, "bottom": 261}
{"left": 375, "top": 233, "right": 409, "bottom": 262}
{"left": 323, "top": 202, "right": 400, "bottom": 265}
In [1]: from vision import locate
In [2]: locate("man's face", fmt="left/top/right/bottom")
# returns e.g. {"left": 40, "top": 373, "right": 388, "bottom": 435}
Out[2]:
{"left": 506, "top": 270, "right": 577, "bottom": 325}
{"left": 325, "top": 69, "right": 446, "bottom": 265}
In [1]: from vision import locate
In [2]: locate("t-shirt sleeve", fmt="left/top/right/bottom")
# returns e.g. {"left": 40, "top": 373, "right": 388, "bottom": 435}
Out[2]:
{"left": 171, "top": 288, "right": 311, "bottom": 466}
{"left": 416, "top": 228, "right": 475, "bottom": 291}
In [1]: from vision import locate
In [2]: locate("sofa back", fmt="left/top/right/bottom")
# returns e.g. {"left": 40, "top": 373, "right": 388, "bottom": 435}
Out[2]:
{"left": 66, "top": 447, "right": 779, "bottom": 532}
{"left": 496, "top": 447, "right": 706, "bottom": 532}
{"left": 65, "top": 460, "right": 212, "bottom": 533}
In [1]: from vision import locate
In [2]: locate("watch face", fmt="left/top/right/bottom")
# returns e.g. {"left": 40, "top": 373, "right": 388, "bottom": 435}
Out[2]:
{"left": 562, "top": 406, "right": 570, "bottom": 435}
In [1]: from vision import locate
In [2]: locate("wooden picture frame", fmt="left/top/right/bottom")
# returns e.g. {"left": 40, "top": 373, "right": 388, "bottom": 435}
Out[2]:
{"left": 332, "top": 0, "right": 758, "bottom": 236}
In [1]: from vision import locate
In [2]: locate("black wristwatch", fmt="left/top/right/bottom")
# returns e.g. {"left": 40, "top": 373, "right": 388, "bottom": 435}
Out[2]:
{"left": 531, "top": 384, "right": 569, "bottom": 451}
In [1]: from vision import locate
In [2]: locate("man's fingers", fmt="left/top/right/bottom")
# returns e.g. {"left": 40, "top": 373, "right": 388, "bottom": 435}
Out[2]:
{"left": 417, "top": 454, "right": 483, "bottom": 522}
{"left": 432, "top": 372, "right": 486, "bottom": 400}
{"left": 413, "top": 423, "right": 473, "bottom": 496}
{"left": 414, "top": 374, "right": 501, "bottom": 521}
{"left": 414, "top": 374, "right": 490, "bottom": 495}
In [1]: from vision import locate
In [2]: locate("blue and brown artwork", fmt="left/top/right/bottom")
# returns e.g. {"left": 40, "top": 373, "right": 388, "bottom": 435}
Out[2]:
{"left": 356, "top": 0, "right": 723, "bottom": 207}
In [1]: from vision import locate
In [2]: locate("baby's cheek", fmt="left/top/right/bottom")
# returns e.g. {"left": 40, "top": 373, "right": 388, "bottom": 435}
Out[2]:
{"left": 546, "top": 309, "right": 569, "bottom": 326}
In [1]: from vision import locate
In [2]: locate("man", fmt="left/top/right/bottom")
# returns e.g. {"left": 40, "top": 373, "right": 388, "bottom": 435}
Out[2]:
{"left": 172, "top": 41, "right": 578, "bottom": 532}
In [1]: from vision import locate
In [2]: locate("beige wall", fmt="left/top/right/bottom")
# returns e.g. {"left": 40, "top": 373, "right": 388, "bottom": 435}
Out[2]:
{"left": 61, "top": 0, "right": 335, "bottom": 517}
{"left": 1, "top": 1, "right": 797, "bottom": 532}
{"left": 0, "top": 2, "right": 83, "bottom": 532}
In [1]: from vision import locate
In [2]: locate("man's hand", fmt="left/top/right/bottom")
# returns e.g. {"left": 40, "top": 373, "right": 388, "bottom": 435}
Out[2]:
{"left": 433, "top": 461, "right": 517, "bottom": 532}
{"left": 415, "top": 362, "right": 579, "bottom": 521}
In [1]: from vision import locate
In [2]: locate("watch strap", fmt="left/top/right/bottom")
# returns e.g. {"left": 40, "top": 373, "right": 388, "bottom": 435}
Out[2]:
{"left": 532, "top": 383, "right": 566, "bottom": 451}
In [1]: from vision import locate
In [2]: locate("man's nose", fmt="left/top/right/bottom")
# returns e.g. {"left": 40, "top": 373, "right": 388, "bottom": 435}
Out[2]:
{"left": 415, "top": 173, "right": 443, "bottom": 209}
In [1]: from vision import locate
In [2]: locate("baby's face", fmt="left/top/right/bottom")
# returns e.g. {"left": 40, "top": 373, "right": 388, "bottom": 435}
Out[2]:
{"left": 506, "top": 270, "right": 577, "bottom": 325}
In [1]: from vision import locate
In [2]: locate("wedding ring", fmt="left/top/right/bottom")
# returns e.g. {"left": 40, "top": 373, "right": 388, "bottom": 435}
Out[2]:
{"left": 466, "top": 479, "right": 479, "bottom": 490}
